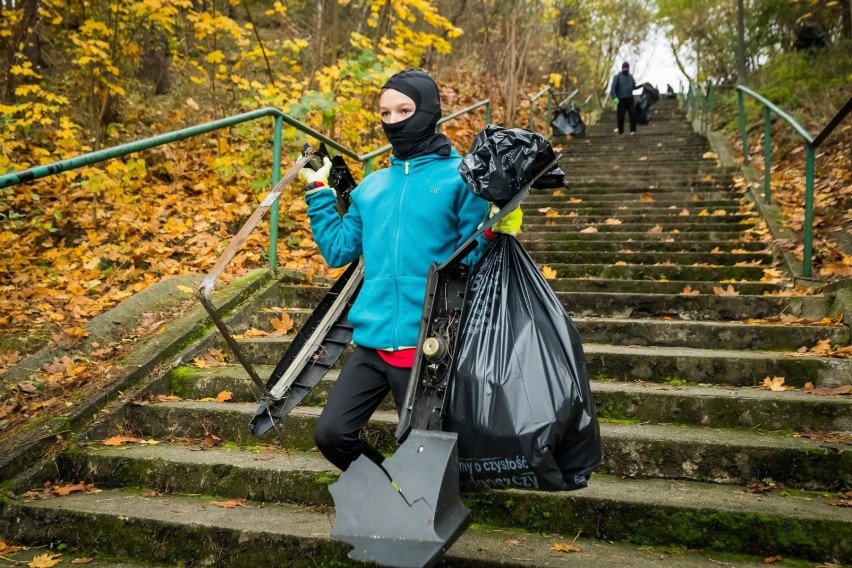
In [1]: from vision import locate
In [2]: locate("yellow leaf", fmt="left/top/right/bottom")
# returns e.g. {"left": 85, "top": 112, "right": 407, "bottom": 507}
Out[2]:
{"left": 640, "top": 193, "right": 654, "bottom": 202}
{"left": 762, "top": 376, "right": 789, "bottom": 391}
{"left": 614, "top": 261, "right": 628, "bottom": 266}
{"left": 579, "top": 226, "right": 598, "bottom": 234}
{"left": 211, "top": 498, "right": 245, "bottom": 508}
{"left": 551, "top": 542, "right": 581, "bottom": 553}
{"left": 216, "top": 390, "right": 233, "bottom": 403}
{"left": 680, "top": 285, "right": 700, "bottom": 296}
{"left": 713, "top": 285, "right": 739, "bottom": 296}
{"left": 71, "top": 558, "right": 93, "bottom": 565}
{"left": 29, "top": 553, "right": 62, "bottom": 568}
{"left": 177, "top": 285, "right": 195, "bottom": 294}
{"left": 698, "top": 209, "right": 710, "bottom": 216}
{"left": 702, "top": 151, "right": 718, "bottom": 160}
{"left": 103, "top": 435, "right": 141, "bottom": 446}
{"left": 809, "top": 339, "right": 832, "bottom": 355}
{"left": 552, "top": 190, "right": 565, "bottom": 197}
{"left": 604, "top": 218, "right": 622, "bottom": 225}
{"left": 541, "top": 266, "right": 558, "bottom": 280}
{"left": 567, "top": 197, "right": 583, "bottom": 203}
{"left": 270, "top": 313, "right": 294, "bottom": 335}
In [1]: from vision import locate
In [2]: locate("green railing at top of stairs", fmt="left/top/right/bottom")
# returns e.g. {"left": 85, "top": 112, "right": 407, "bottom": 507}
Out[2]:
{"left": 736, "top": 86, "right": 852, "bottom": 278}
{"left": 0, "top": 99, "right": 491, "bottom": 272}
{"left": 683, "top": 81, "right": 715, "bottom": 134}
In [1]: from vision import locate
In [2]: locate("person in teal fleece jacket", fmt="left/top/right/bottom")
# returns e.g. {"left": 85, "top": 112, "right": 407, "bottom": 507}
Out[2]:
{"left": 298, "top": 69, "right": 521, "bottom": 471}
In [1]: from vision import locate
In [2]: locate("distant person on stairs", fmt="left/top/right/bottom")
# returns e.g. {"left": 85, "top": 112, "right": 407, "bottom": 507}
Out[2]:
{"left": 610, "top": 61, "right": 638, "bottom": 135}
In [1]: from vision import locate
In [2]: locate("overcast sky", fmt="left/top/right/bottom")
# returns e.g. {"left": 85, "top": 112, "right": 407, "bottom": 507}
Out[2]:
{"left": 614, "top": 26, "right": 692, "bottom": 93}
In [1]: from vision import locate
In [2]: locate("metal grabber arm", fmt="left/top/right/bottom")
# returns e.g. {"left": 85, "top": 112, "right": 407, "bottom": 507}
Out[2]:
{"left": 196, "top": 145, "right": 314, "bottom": 395}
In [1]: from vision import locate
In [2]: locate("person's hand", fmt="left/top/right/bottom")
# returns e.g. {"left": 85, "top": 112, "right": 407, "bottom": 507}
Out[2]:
{"left": 490, "top": 204, "right": 523, "bottom": 236}
{"left": 612, "top": 97, "right": 619, "bottom": 104}
{"left": 299, "top": 156, "right": 332, "bottom": 187}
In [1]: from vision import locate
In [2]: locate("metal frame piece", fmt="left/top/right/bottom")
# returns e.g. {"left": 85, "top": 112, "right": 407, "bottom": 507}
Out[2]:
{"left": 196, "top": 146, "right": 313, "bottom": 393}
{"left": 249, "top": 259, "right": 363, "bottom": 435}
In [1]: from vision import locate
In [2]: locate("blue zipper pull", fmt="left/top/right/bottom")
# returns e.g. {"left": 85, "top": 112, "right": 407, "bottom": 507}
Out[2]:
{"left": 405, "top": 161, "right": 410, "bottom": 175}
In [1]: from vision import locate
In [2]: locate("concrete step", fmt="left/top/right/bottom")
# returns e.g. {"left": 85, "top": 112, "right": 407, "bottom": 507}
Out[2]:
{"left": 118, "top": 403, "right": 851, "bottom": 491}
{"left": 272, "top": 285, "right": 831, "bottom": 323}
{"left": 522, "top": 222, "right": 755, "bottom": 233}
{"left": 231, "top": 336, "right": 850, "bottom": 388}
{"left": 524, "top": 198, "right": 746, "bottom": 209}
{"left": 523, "top": 263, "right": 769, "bottom": 281}
{"left": 3, "top": 483, "right": 796, "bottom": 567}
{"left": 546, "top": 278, "right": 784, "bottom": 295}
{"left": 166, "top": 365, "right": 852, "bottom": 432}
{"left": 526, "top": 251, "right": 772, "bottom": 266}
{"left": 523, "top": 213, "right": 757, "bottom": 225}
{"left": 520, "top": 239, "right": 769, "bottom": 253}
{"left": 522, "top": 230, "right": 748, "bottom": 241}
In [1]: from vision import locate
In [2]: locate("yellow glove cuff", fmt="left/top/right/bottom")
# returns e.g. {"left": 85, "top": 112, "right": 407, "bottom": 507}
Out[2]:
{"left": 491, "top": 205, "right": 523, "bottom": 236}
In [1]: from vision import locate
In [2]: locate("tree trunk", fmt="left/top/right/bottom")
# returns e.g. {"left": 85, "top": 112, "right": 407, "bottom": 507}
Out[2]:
{"left": 139, "top": 28, "right": 172, "bottom": 95}
{"left": 842, "top": 0, "right": 852, "bottom": 40}
{"left": 736, "top": 0, "right": 747, "bottom": 84}
{"left": 2, "top": 0, "right": 40, "bottom": 102}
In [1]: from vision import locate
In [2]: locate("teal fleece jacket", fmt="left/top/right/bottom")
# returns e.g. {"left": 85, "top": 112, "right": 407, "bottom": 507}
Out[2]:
{"left": 305, "top": 149, "right": 489, "bottom": 350}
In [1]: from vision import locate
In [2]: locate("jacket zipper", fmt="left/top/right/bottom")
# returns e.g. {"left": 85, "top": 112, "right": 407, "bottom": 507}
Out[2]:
{"left": 391, "top": 160, "right": 410, "bottom": 349}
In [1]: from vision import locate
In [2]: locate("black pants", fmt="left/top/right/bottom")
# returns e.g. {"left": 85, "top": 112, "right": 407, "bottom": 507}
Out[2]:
{"left": 314, "top": 347, "right": 411, "bottom": 471}
{"left": 617, "top": 97, "right": 637, "bottom": 134}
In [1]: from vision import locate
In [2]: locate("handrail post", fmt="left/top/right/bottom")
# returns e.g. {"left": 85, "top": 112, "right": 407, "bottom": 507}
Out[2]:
{"left": 803, "top": 146, "right": 816, "bottom": 278}
{"left": 528, "top": 96, "right": 534, "bottom": 131}
{"left": 269, "top": 115, "right": 283, "bottom": 272}
{"left": 546, "top": 89, "right": 552, "bottom": 130}
{"left": 763, "top": 106, "right": 772, "bottom": 204}
{"left": 707, "top": 81, "right": 715, "bottom": 130}
{"left": 737, "top": 89, "right": 750, "bottom": 165}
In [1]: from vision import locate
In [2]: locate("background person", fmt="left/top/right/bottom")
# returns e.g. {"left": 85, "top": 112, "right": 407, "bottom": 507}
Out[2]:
{"left": 610, "top": 61, "right": 639, "bottom": 135}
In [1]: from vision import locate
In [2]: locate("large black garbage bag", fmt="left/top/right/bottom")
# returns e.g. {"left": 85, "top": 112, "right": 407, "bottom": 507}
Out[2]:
{"left": 447, "top": 236, "right": 602, "bottom": 491}
{"left": 551, "top": 105, "right": 586, "bottom": 137}
{"left": 459, "top": 125, "right": 566, "bottom": 205}
{"left": 637, "top": 83, "right": 660, "bottom": 126}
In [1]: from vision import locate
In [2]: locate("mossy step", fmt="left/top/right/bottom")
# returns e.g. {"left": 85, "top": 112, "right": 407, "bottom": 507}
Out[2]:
{"left": 561, "top": 188, "right": 734, "bottom": 197}
{"left": 527, "top": 251, "right": 772, "bottom": 266}
{"left": 521, "top": 239, "right": 768, "bottom": 253}
{"left": 233, "top": 337, "right": 850, "bottom": 388}
{"left": 532, "top": 263, "right": 768, "bottom": 281}
{"left": 268, "top": 286, "right": 830, "bottom": 323}
{"left": 574, "top": 316, "right": 849, "bottom": 351}
{"left": 1, "top": 486, "right": 778, "bottom": 568}
{"left": 593, "top": 380, "right": 852, "bottom": 433}
{"left": 546, "top": 278, "right": 782, "bottom": 295}
{"left": 529, "top": 191, "right": 736, "bottom": 201}
{"left": 122, "top": 403, "right": 850, "bottom": 490}
{"left": 555, "top": 290, "right": 831, "bottom": 322}
{"left": 167, "top": 364, "right": 851, "bottom": 432}
{"left": 523, "top": 214, "right": 756, "bottom": 226}
{"left": 523, "top": 199, "right": 743, "bottom": 210}
{"left": 524, "top": 230, "right": 746, "bottom": 241}
{"left": 523, "top": 222, "right": 753, "bottom": 233}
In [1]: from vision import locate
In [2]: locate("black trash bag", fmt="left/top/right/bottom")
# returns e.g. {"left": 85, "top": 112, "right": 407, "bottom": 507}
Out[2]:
{"left": 310, "top": 143, "right": 358, "bottom": 209}
{"left": 459, "top": 125, "right": 566, "bottom": 205}
{"left": 447, "top": 236, "right": 602, "bottom": 491}
{"left": 551, "top": 105, "right": 586, "bottom": 137}
{"left": 794, "top": 22, "right": 826, "bottom": 51}
{"left": 665, "top": 84, "right": 677, "bottom": 100}
{"left": 637, "top": 83, "right": 660, "bottom": 126}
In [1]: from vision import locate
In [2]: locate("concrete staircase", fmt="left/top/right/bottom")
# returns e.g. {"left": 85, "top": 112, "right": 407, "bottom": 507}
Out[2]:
{"left": 2, "top": 99, "right": 850, "bottom": 567}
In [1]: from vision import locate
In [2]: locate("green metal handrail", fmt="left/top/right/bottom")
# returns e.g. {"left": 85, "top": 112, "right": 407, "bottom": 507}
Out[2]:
{"left": 684, "top": 81, "right": 714, "bottom": 134}
{"left": 737, "top": 86, "right": 852, "bottom": 277}
{"left": 528, "top": 86, "right": 552, "bottom": 131}
{"left": 0, "top": 99, "right": 492, "bottom": 272}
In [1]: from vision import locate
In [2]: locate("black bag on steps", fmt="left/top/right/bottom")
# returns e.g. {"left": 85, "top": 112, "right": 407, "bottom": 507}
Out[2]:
{"left": 446, "top": 235, "right": 602, "bottom": 491}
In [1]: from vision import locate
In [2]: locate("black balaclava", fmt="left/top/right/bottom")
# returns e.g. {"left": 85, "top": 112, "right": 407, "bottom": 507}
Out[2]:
{"left": 622, "top": 62, "right": 630, "bottom": 75}
{"left": 381, "top": 69, "right": 451, "bottom": 160}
